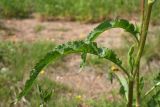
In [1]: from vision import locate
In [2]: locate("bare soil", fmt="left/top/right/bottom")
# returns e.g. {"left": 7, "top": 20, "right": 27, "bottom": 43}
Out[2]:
{"left": 1, "top": 19, "right": 126, "bottom": 48}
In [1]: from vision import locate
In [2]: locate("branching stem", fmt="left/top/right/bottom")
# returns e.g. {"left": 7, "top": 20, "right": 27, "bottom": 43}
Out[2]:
{"left": 133, "top": 1, "right": 155, "bottom": 107}
{"left": 134, "top": 0, "right": 155, "bottom": 79}
{"left": 136, "top": 0, "right": 145, "bottom": 106}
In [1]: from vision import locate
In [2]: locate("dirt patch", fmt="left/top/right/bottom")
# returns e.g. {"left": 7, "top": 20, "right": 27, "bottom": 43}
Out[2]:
{"left": 1, "top": 19, "right": 127, "bottom": 48}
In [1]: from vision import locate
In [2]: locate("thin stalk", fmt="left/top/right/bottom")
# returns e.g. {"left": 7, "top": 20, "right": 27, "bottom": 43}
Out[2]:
{"left": 119, "top": 65, "right": 130, "bottom": 78}
{"left": 136, "top": 1, "right": 145, "bottom": 106}
{"left": 133, "top": 0, "right": 155, "bottom": 79}
{"left": 133, "top": 1, "right": 155, "bottom": 107}
{"left": 144, "top": 82, "right": 160, "bottom": 98}
{"left": 127, "top": 80, "right": 134, "bottom": 107}
{"left": 140, "top": 0, "right": 145, "bottom": 36}
{"left": 136, "top": 65, "right": 140, "bottom": 107}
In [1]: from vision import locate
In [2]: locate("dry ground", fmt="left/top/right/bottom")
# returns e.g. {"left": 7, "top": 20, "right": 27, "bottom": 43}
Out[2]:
{"left": 1, "top": 19, "right": 127, "bottom": 47}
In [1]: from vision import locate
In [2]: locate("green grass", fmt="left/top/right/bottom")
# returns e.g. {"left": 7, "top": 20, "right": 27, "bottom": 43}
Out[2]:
{"left": 0, "top": 40, "right": 125, "bottom": 107}
{"left": 0, "top": 0, "right": 32, "bottom": 18}
{"left": 0, "top": 41, "right": 55, "bottom": 106}
{"left": 34, "top": 24, "right": 45, "bottom": 33}
{"left": 0, "top": 0, "right": 160, "bottom": 23}
{"left": 0, "top": 41, "right": 56, "bottom": 80}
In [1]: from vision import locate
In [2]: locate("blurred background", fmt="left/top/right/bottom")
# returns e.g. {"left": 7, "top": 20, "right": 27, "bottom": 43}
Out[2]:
{"left": 0, "top": 0, "right": 160, "bottom": 107}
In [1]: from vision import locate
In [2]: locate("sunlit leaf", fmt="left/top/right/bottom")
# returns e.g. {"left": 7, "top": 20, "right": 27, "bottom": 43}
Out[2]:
{"left": 17, "top": 40, "right": 123, "bottom": 100}
{"left": 86, "top": 19, "right": 139, "bottom": 43}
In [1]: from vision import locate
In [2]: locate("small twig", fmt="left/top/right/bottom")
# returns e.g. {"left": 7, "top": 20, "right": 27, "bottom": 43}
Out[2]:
{"left": 144, "top": 82, "right": 160, "bottom": 98}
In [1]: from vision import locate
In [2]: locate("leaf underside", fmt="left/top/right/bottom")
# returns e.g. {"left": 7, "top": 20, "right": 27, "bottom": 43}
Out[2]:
{"left": 17, "top": 40, "right": 123, "bottom": 100}
{"left": 114, "top": 72, "right": 128, "bottom": 101}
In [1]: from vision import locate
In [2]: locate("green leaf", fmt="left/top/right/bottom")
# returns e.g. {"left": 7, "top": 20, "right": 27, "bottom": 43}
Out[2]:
{"left": 80, "top": 53, "right": 87, "bottom": 68}
{"left": 86, "top": 19, "right": 139, "bottom": 42}
{"left": 147, "top": 90, "right": 160, "bottom": 107}
{"left": 38, "top": 85, "right": 43, "bottom": 99}
{"left": 128, "top": 45, "right": 135, "bottom": 73}
{"left": 37, "top": 85, "right": 53, "bottom": 104}
{"left": 114, "top": 72, "right": 128, "bottom": 101}
{"left": 139, "top": 76, "right": 144, "bottom": 92}
{"left": 119, "top": 85, "right": 126, "bottom": 96}
{"left": 108, "top": 71, "right": 115, "bottom": 84}
{"left": 43, "top": 90, "right": 52, "bottom": 102}
{"left": 17, "top": 40, "right": 123, "bottom": 100}
{"left": 148, "top": 99, "right": 157, "bottom": 107}
{"left": 154, "top": 72, "right": 160, "bottom": 83}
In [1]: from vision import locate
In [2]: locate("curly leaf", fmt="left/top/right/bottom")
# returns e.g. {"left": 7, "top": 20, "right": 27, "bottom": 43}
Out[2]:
{"left": 86, "top": 19, "right": 139, "bottom": 42}
{"left": 17, "top": 40, "right": 123, "bottom": 100}
{"left": 128, "top": 45, "right": 135, "bottom": 73}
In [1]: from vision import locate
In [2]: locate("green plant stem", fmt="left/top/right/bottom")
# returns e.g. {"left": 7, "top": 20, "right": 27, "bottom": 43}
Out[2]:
{"left": 136, "top": 1, "right": 145, "bottom": 106}
{"left": 140, "top": 0, "right": 145, "bottom": 36}
{"left": 119, "top": 65, "right": 130, "bottom": 78}
{"left": 133, "top": 0, "right": 154, "bottom": 80}
{"left": 127, "top": 80, "right": 134, "bottom": 107}
{"left": 136, "top": 65, "right": 140, "bottom": 107}
{"left": 134, "top": 0, "right": 155, "bottom": 76}
{"left": 133, "top": 1, "right": 155, "bottom": 107}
